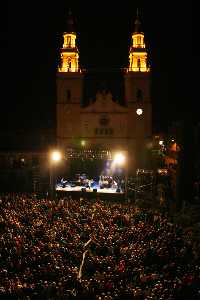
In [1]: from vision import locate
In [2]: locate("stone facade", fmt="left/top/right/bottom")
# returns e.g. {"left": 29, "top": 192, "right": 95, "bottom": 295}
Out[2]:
{"left": 56, "top": 11, "right": 152, "bottom": 174}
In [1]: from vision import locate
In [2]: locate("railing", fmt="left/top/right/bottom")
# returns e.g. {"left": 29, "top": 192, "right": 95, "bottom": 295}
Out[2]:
{"left": 58, "top": 67, "right": 82, "bottom": 73}
{"left": 127, "top": 67, "right": 150, "bottom": 72}
{"left": 57, "top": 67, "right": 150, "bottom": 73}
{"left": 126, "top": 169, "right": 155, "bottom": 201}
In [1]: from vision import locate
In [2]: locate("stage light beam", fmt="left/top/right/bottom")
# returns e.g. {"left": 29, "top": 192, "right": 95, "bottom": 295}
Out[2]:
{"left": 49, "top": 150, "right": 62, "bottom": 200}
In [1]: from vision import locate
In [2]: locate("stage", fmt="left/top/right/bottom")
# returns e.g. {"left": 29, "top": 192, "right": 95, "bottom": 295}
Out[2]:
{"left": 55, "top": 185, "right": 125, "bottom": 202}
{"left": 55, "top": 173, "right": 125, "bottom": 195}
{"left": 56, "top": 185, "right": 124, "bottom": 194}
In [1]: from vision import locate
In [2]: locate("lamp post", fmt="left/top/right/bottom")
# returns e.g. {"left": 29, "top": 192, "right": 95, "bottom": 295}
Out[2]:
{"left": 49, "top": 150, "right": 62, "bottom": 200}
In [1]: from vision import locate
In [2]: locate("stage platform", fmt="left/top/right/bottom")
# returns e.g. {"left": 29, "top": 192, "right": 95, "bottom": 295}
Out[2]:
{"left": 56, "top": 186, "right": 124, "bottom": 194}
{"left": 55, "top": 188, "right": 125, "bottom": 202}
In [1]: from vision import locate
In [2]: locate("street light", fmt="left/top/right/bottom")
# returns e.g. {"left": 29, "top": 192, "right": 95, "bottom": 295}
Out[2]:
{"left": 49, "top": 150, "right": 62, "bottom": 200}
{"left": 136, "top": 108, "right": 143, "bottom": 115}
{"left": 51, "top": 151, "right": 62, "bottom": 162}
{"left": 113, "top": 152, "right": 126, "bottom": 165}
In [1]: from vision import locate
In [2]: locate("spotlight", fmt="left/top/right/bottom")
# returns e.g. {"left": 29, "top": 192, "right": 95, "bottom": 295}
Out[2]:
{"left": 113, "top": 152, "right": 126, "bottom": 165}
{"left": 51, "top": 151, "right": 62, "bottom": 162}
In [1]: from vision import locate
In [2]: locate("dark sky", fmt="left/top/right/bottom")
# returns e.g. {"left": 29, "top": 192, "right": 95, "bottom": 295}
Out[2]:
{"left": 0, "top": 1, "right": 193, "bottom": 133}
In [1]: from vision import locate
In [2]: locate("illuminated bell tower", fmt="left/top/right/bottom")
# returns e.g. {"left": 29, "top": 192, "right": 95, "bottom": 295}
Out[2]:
{"left": 124, "top": 11, "right": 152, "bottom": 169}
{"left": 128, "top": 12, "right": 149, "bottom": 72}
{"left": 57, "top": 10, "right": 83, "bottom": 149}
{"left": 58, "top": 10, "right": 79, "bottom": 72}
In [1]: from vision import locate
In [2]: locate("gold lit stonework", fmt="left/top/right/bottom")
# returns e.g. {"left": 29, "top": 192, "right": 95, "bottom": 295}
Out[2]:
{"left": 128, "top": 32, "right": 149, "bottom": 72}
{"left": 58, "top": 32, "right": 80, "bottom": 72}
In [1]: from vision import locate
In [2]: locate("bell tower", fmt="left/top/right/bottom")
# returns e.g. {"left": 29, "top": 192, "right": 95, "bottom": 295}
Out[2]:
{"left": 128, "top": 10, "right": 149, "bottom": 73}
{"left": 56, "top": 10, "right": 84, "bottom": 149}
{"left": 58, "top": 10, "right": 79, "bottom": 72}
{"left": 125, "top": 10, "right": 151, "bottom": 105}
{"left": 124, "top": 10, "right": 152, "bottom": 169}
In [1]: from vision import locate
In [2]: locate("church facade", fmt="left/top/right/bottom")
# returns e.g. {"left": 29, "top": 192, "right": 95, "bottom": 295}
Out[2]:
{"left": 56, "top": 12, "right": 152, "bottom": 174}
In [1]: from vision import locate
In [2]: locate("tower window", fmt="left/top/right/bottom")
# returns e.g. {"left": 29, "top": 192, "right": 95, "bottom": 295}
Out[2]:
{"left": 136, "top": 88, "right": 143, "bottom": 101}
{"left": 66, "top": 90, "right": 71, "bottom": 102}
{"left": 67, "top": 36, "right": 71, "bottom": 47}
{"left": 137, "top": 59, "right": 141, "bottom": 69}
{"left": 67, "top": 58, "right": 71, "bottom": 71}
{"left": 84, "top": 121, "right": 89, "bottom": 132}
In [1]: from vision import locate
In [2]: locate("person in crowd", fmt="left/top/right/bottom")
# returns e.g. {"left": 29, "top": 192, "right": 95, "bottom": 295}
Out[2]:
{"left": 0, "top": 192, "right": 199, "bottom": 299}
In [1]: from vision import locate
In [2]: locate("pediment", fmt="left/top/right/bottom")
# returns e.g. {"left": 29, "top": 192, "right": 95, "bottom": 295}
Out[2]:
{"left": 82, "top": 91, "right": 127, "bottom": 113}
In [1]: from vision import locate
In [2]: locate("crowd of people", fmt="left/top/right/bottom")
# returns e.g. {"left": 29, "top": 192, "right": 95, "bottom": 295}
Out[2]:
{"left": 0, "top": 193, "right": 200, "bottom": 299}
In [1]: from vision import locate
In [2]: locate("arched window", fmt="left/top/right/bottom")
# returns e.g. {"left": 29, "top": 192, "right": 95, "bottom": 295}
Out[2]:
{"left": 67, "top": 89, "right": 71, "bottom": 100}
{"left": 67, "top": 58, "right": 71, "bottom": 71}
{"left": 137, "top": 59, "right": 141, "bottom": 69}
{"left": 136, "top": 88, "right": 143, "bottom": 101}
{"left": 67, "top": 36, "right": 71, "bottom": 47}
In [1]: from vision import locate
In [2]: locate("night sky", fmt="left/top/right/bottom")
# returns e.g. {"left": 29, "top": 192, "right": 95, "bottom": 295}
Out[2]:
{"left": 1, "top": 1, "right": 193, "bottom": 134}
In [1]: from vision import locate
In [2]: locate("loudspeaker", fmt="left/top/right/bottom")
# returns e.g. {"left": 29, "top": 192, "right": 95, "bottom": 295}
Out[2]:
{"left": 81, "top": 188, "right": 86, "bottom": 192}
{"left": 116, "top": 188, "right": 121, "bottom": 193}
{"left": 93, "top": 188, "right": 97, "bottom": 193}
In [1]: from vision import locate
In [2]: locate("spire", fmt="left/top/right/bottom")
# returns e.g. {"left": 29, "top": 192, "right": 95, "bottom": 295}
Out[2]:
{"left": 65, "top": 8, "right": 76, "bottom": 33}
{"left": 134, "top": 8, "right": 143, "bottom": 33}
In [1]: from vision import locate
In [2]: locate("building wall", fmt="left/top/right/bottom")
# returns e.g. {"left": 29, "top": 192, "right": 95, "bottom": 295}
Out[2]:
{"left": 56, "top": 72, "right": 152, "bottom": 174}
{"left": 57, "top": 72, "right": 83, "bottom": 146}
